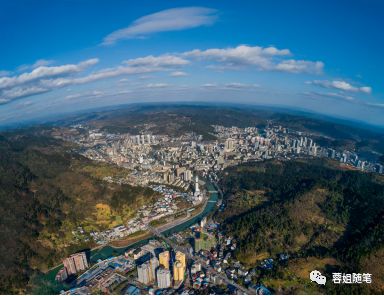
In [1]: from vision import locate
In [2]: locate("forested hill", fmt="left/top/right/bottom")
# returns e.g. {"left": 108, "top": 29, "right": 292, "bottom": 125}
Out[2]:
{"left": 218, "top": 159, "right": 384, "bottom": 294}
{"left": 0, "top": 131, "right": 156, "bottom": 294}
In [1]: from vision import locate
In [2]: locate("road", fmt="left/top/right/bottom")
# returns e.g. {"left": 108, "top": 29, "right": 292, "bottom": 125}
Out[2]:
{"left": 148, "top": 226, "right": 252, "bottom": 295}
{"left": 154, "top": 195, "right": 209, "bottom": 233}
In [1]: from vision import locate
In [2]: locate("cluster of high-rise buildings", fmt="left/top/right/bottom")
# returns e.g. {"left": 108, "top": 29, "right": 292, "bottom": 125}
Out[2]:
{"left": 57, "top": 221, "right": 266, "bottom": 295}
{"left": 56, "top": 252, "right": 89, "bottom": 281}
{"left": 137, "top": 250, "right": 187, "bottom": 289}
{"left": 63, "top": 252, "right": 89, "bottom": 275}
{"left": 53, "top": 123, "right": 383, "bottom": 187}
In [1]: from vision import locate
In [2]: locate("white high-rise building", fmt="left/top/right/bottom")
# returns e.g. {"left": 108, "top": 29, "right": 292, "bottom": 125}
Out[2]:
{"left": 194, "top": 175, "right": 200, "bottom": 196}
{"left": 224, "top": 138, "right": 235, "bottom": 152}
{"left": 150, "top": 257, "right": 159, "bottom": 281}
{"left": 200, "top": 217, "right": 207, "bottom": 229}
{"left": 184, "top": 170, "right": 192, "bottom": 182}
{"left": 156, "top": 268, "right": 171, "bottom": 289}
{"left": 138, "top": 261, "right": 152, "bottom": 284}
{"left": 191, "top": 262, "right": 201, "bottom": 274}
{"left": 312, "top": 145, "right": 318, "bottom": 156}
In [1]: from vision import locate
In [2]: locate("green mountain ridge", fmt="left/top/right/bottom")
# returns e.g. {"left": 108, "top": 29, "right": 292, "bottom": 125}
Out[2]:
{"left": 218, "top": 159, "right": 384, "bottom": 294}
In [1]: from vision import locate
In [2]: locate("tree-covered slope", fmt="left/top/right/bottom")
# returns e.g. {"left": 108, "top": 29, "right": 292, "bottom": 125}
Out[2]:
{"left": 218, "top": 159, "right": 384, "bottom": 294}
{"left": 0, "top": 131, "right": 156, "bottom": 293}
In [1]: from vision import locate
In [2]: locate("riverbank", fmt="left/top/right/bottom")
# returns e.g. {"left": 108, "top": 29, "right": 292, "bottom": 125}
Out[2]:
{"left": 109, "top": 231, "right": 151, "bottom": 248}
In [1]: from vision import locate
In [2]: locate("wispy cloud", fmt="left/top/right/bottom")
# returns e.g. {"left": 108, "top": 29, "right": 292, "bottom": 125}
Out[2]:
{"left": 224, "top": 82, "right": 260, "bottom": 89}
{"left": 303, "top": 91, "right": 354, "bottom": 101}
{"left": 364, "top": 102, "right": 384, "bottom": 108}
{"left": 275, "top": 60, "right": 323, "bottom": 74}
{"left": 1, "top": 86, "right": 49, "bottom": 102}
{"left": 0, "top": 59, "right": 99, "bottom": 104}
{"left": 170, "top": 71, "right": 188, "bottom": 77}
{"left": 308, "top": 79, "right": 372, "bottom": 94}
{"left": 303, "top": 91, "right": 384, "bottom": 112}
{"left": 0, "top": 56, "right": 186, "bottom": 104}
{"left": 39, "top": 65, "right": 159, "bottom": 89}
{"left": 0, "top": 59, "right": 98, "bottom": 90}
{"left": 201, "top": 83, "right": 217, "bottom": 88}
{"left": 184, "top": 45, "right": 323, "bottom": 74}
{"left": 17, "top": 59, "right": 54, "bottom": 72}
{"left": 102, "top": 7, "right": 218, "bottom": 45}
{"left": 146, "top": 83, "right": 169, "bottom": 88}
{"left": 1, "top": 45, "right": 369, "bottom": 106}
{"left": 65, "top": 90, "right": 104, "bottom": 100}
{"left": 124, "top": 55, "right": 189, "bottom": 67}
{"left": 200, "top": 82, "right": 259, "bottom": 90}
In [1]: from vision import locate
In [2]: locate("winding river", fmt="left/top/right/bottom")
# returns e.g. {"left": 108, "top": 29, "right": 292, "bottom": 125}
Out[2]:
{"left": 90, "top": 181, "right": 219, "bottom": 262}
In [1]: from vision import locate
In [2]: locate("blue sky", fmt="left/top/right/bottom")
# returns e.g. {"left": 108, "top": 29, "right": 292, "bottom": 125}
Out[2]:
{"left": 1, "top": 0, "right": 383, "bottom": 126}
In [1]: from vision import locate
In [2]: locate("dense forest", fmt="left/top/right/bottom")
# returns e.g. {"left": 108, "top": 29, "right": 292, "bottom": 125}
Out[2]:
{"left": 0, "top": 131, "right": 156, "bottom": 293}
{"left": 218, "top": 159, "right": 384, "bottom": 294}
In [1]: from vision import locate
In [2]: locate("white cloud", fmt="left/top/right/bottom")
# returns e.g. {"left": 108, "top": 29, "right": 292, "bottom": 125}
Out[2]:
{"left": 139, "top": 75, "right": 153, "bottom": 80}
{"left": 185, "top": 45, "right": 289, "bottom": 69}
{"left": 124, "top": 55, "right": 189, "bottom": 67}
{"left": 201, "top": 83, "right": 217, "bottom": 88}
{"left": 275, "top": 60, "right": 324, "bottom": 74}
{"left": 200, "top": 82, "right": 259, "bottom": 90}
{"left": 224, "top": 82, "right": 259, "bottom": 89}
{"left": 31, "top": 59, "right": 54, "bottom": 68}
{"left": 42, "top": 65, "right": 163, "bottom": 89}
{"left": 65, "top": 90, "right": 104, "bottom": 100}
{"left": 0, "top": 86, "right": 49, "bottom": 103}
{"left": 146, "top": 83, "right": 169, "bottom": 88}
{"left": 0, "top": 53, "right": 190, "bottom": 104}
{"left": 0, "top": 58, "right": 99, "bottom": 90}
{"left": 17, "top": 59, "right": 55, "bottom": 72}
{"left": 308, "top": 80, "right": 372, "bottom": 94}
{"left": 42, "top": 55, "right": 190, "bottom": 90}
{"left": 184, "top": 45, "right": 323, "bottom": 74}
{"left": 170, "top": 71, "right": 188, "bottom": 77}
{"left": 102, "top": 7, "right": 217, "bottom": 45}
{"left": 0, "top": 45, "right": 347, "bottom": 106}
{"left": 360, "top": 86, "right": 372, "bottom": 94}
{"left": 364, "top": 102, "right": 384, "bottom": 108}
{"left": 304, "top": 91, "right": 384, "bottom": 111}
{"left": 303, "top": 91, "right": 354, "bottom": 101}
{"left": 322, "top": 92, "right": 354, "bottom": 101}
{"left": 16, "top": 100, "right": 34, "bottom": 107}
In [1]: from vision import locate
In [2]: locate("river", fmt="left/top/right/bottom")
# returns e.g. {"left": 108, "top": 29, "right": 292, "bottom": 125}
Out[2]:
{"left": 89, "top": 181, "right": 219, "bottom": 262}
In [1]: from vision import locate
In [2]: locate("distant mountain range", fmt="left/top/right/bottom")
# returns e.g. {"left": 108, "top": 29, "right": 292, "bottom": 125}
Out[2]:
{"left": 57, "top": 104, "right": 384, "bottom": 160}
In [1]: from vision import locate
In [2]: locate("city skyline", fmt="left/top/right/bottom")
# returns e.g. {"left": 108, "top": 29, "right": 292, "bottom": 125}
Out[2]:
{"left": 1, "top": 0, "right": 384, "bottom": 126}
